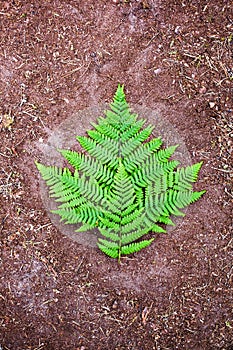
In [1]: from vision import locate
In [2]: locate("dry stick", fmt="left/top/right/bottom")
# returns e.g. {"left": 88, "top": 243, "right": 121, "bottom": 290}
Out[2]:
{"left": 61, "top": 65, "right": 84, "bottom": 78}
{"left": 22, "top": 110, "right": 46, "bottom": 129}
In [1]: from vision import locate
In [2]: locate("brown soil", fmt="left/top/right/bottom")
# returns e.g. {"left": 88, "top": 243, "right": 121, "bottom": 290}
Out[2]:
{"left": 0, "top": 1, "right": 232, "bottom": 349}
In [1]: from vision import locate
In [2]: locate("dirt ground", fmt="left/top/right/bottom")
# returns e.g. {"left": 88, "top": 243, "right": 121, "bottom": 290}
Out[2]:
{"left": 0, "top": 1, "right": 232, "bottom": 349}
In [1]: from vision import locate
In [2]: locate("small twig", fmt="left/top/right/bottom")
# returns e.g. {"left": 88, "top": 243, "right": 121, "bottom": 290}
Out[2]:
{"left": 0, "top": 214, "right": 9, "bottom": 234}
{"left": 106, "top": 316, "right": 124, "bottom": 324}
{"left": 141, "top": 302, "right": 153, "bottom": 325}
{"left": 35, "top": 223, "right": 52, "bottom": 231}
{"left": 79, "top": 61, "right": 92, "bottom": 79}
{"left": 61, "top": 65, "right": 84, "bottom": 78}
{"left": 22, "top": 110, "right": 46, "bottom": 128}
{"left": 145, "top": 33, "right": 160, "bottom": 47}
{"left": 224, "top": 188, "right": 233, "bottom": 198}
{"left": 0, "top": 152, "right": 11, "bottom": 158}
{"left": 212, "top": 167, "right": 232, "bottom": 173}
{"left": 204, "top": 54, "right": 218, "bottom": 71}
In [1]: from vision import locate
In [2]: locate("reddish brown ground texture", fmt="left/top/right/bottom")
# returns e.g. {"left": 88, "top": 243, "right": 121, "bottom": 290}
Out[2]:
{"left": 0, "top": 1, "right": 233, "bottom": 349}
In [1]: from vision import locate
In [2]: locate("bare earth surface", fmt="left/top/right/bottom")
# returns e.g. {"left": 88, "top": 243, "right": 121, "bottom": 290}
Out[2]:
{"left": 0, "top": 1, "right": 232, "bottom": 349}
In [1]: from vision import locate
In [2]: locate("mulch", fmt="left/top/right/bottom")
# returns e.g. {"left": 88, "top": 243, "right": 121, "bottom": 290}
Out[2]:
{"left": 0, "top": 1, "right": 232, "bottom": 349}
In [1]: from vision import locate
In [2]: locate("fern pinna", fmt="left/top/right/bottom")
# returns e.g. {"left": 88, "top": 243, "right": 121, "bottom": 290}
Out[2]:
{"left": 36, "top": 85, "right": 205, "bottom": 261}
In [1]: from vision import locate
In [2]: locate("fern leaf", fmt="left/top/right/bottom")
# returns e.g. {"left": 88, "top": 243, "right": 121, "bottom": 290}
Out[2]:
{"left": 98, "top": 216, "right": 120, "bottom": 230}
{"left": 91, "top": 120, "right": 120, "bottom": 140}
{"left": 98, "top": 228, "right": 120, "bottom": 242}
{"left": 151, "top": 224, "right": 167, "bottom": 233}
{"left": 120, "top": 126, "right": 154, "bottom": 157}
{"left": 132, "top": 160, "right": 179, "bottom": 188}
{"left": 75, "top": 222, "right": 95, "bottom": 232}
{"left": 191, "top": 190, "right": 206, "bottom": 202}
{"left": 77, "top": 136, "right": 118, "bottom": 168}
{"left": 121, "top": 208, "right": 144, "bottom": 225}
{"left": 121, "top": 227, "right": 151, "bottom": 245}
{"left": 98, "top": 238, "right": 119, "bottom": 249}
{"left": 154, "top": 145, "right": 179, "bottom": 163}
{"left": 53, "top": 206, "right": 101, "bottom": 226}
{"left": 106, "top": 161, "right": 136, "bottom": 211}
{"left": 121, "top": 202, "right": 141, "bottom": 217}
{"left": 121, "top": 239, "right": 154, "bottom": 255}
{"left": 59, "top": 150, "right": 114, "bottom": 185}
{"left": 157, "top": 216, "right": 175, "bottom": 226}
{"left": 87, "top": 130, "right": 119, "bottom": 152}
{"left": 97, "top": 243, "right": 119, "bottom": 258}
{"left": 121, "top": 215, "right": 146, "bottom": 235}
{"left": 36, "top": 84, "right": 205, "bottom": 261}
{"left": 35, "top": 162, "right": 63, "bottom": 185}
{"left": 57, "top": 196, "right": 86, "bottom": 209}
{"left": 123, "top": 138, "right": 163, "bottom": 173}
{"left": 35, "top": 163, "right": 82, "bottom": 205}
{"left": 120, "top": 119, "right": 146, "bottom": 142}
{"left": 174, "top": 162, "right": 204, "bottom": 191}
{"left": 101, "top": 211, "right": 122, "bottom": 223}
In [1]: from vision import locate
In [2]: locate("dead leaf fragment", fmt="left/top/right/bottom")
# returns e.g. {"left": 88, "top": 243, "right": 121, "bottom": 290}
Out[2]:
{"left": 142, "top": 1, "right": 150, "bottom": 9}
{"left": 0, "top": 114, "right": 14, "bottom": 130}
{"left": 141, "top": 303, "right": 153, "bottom": 325}
{"left": 199, "top": 86, "right": 207, "bottom": 94}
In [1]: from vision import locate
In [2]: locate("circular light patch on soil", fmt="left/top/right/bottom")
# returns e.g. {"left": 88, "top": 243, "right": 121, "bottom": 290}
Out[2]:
{"left": 36, "top": 102, "right": 192, "bottom": 251}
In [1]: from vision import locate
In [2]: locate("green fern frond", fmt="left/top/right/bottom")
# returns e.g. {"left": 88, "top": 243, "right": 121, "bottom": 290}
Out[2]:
{"left": 151, "top": 224, "right": 167, "bottom": 233}
{"left": 123, "top": 141, "right": 162, "bottom": 173}
{"left": 191, "top": 190, "right": 206, "bottom": 202}
{"left": 121, "top": 214, "right": 146, "bottom": 234}
{"left": 121, "top": 239, "right": 154, "bottom": 255}
{"left": 132, "top": 160, "right": 179, "bottom": 187}
{"left": 98, "top": 228, "right": 120, "bottom": 242}
{"left": 77, "top": 136, "right": 119, "bottom": 168}
{"left": 121, "top": 208, "right": 144, "bottom": 225}
{"left": 75, "top": 222, "right": 95, "bottom": 232}
{"left": 59, "top": 150, "right": 114, "bottom": 185}
{"left": 120, "top": 125, "right": 154, "bottom": 157}
{"left": 105, "top": 161, "right": 135, "bottom": 211}
{"left": 97, "top": 243, "right": 119, "bottom": 259}
{"left": 98, "top": 216, "right": 120, "bottom": 230}
{"left": 91, "top": 120, "right": 120, "bottom": 140}
{"left": 36, "top": 162, "right": 63, "bottom": 185}
{"left": 156, "top": 216, "right": 175, "bottom": 226}
{"left": 36, "top": 84, "right": 205, "bottom": 261}
{"left": 173, "top": 162, "right": 204, "bottom": 190}
{"left": 120, "top": 119, "right": 146, "bottom": 142}
{"left": 154, "top": 145, "right": 179, "bottom": 163}
{"left": 98, "top": 238, "right": 119, "bottom": 249}
{"left": 53, "top": 205, "right": 101, "bottom": 226}
{"left": 121, "top": 227, "right": 151, "bottom": 245}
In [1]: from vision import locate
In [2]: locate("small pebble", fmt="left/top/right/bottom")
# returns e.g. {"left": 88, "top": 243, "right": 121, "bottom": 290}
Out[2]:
{"left": 112, "top": 300, "right": 118, "bottom": 309}
{"left": 209, "top": 102, "right": 215, "bottom": 108}
{"left": 154, "top": 68, "right": 162, "bottom": 75}
{"left": 199, "top": 86, "right": 207, "bottom": 94}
